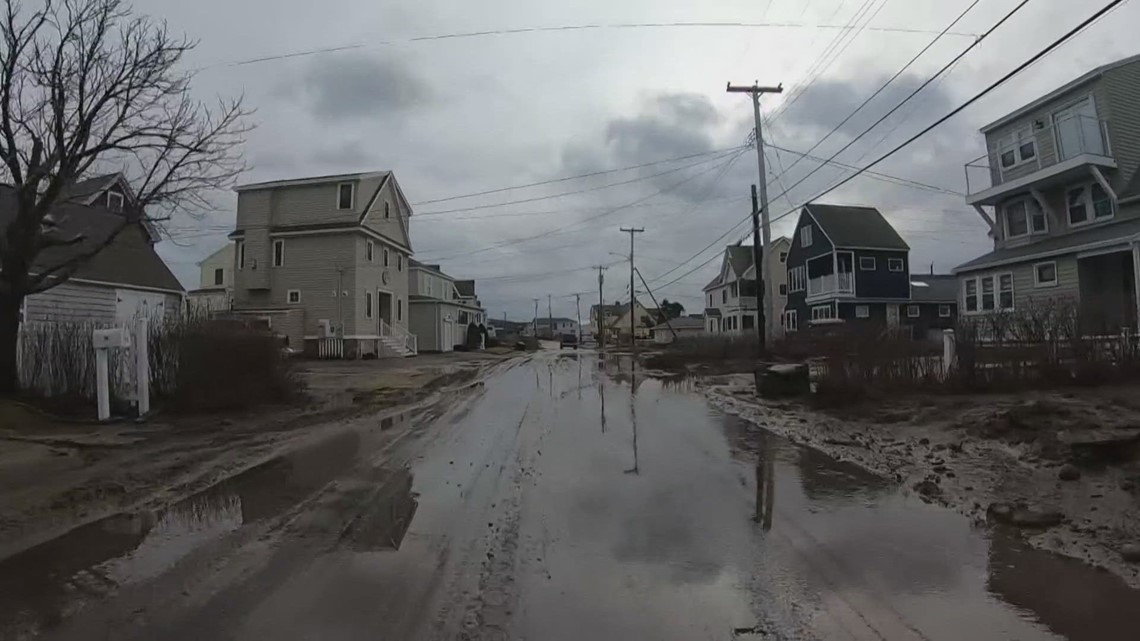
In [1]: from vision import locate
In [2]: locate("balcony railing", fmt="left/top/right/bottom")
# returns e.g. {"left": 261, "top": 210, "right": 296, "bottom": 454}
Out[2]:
{"left": 807, "top": 272, "right": 854, "bottom": 297}
{"left": 964, "top": 114, "right": 1112, "bottom": 197}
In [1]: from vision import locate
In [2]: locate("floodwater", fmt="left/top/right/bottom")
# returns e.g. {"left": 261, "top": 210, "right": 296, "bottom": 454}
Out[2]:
{"left": 2, "top": 350, "right": 1138, "bottom": 640}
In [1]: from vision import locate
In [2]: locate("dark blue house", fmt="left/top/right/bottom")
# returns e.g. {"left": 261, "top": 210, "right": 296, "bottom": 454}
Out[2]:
{"left": 783, "top": 203, "right": 912, "bottom": 331}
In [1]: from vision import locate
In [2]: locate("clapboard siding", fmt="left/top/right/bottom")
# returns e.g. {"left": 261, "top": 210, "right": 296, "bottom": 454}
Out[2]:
{"left": 957, "top": 254, "right": 1080, "bottom": 312}
{"left": 25, "top": 282, "right": 117, "bottom": 323}
{"left": 1102, "top": 63, "right": 1140, "bottom": 197}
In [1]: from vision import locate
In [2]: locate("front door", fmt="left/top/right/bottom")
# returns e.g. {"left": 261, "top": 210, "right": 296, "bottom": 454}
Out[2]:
{"left": 886, "top": 304, "right": 900, "bottom": 328}
{"left": 377, "top": 291, "right": 393, "bottom": 331}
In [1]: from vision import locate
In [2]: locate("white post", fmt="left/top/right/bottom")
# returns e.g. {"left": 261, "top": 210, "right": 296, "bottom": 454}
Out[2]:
{"left": 135, "top": 317, "right": 150, "bottom": 417}
{"left": 942, "top": 329, "right": 956, "bottom": 377}
{"left": 95, "top": 347, "right": 110, "bottom": 421}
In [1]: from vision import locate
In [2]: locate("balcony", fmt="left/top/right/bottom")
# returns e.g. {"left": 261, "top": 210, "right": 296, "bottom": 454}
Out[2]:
{"left": 964, "top": 114, "right": 1115, "bottom": 206}
{"left": 807, "top": 272, "right": 854, "bottom": 300}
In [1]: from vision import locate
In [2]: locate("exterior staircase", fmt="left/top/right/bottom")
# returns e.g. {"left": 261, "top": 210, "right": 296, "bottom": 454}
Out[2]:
{"left": 379, "top": 319, "right": 418, "bottom": 357}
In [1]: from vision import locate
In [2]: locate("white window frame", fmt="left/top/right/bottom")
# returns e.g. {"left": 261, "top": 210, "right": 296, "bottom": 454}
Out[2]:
{"left": 778, "top": 284, "right": 787, "bottom": 296}
{"left": 788, "top": 266, "right": 806, "bottom": 293}
{"left": 237, "top": 241, "right": 245, "bottom": 270}
{"left": 213, "top": 268, "right": 224, "bottom": 286}
{"left": 964, "top": 279, "right": 977, "bottom": 313}
{"left": 336, "top": 182, "right": 355, "bottom": 210}
{"left": 365, "top": 291, "right": 373, "bottom": 319}
{"left": 996, "top": 126, "right": 1037, "bottom": 171}
{"left": 855, "top": 304, "right": 870, "bottom": 319}
{"left": 287, "top": 289, "right": 301, "bottom": 304}
{"left": 106, "top": 191, "right": 125, "bottom": 213}
{"left": 939, "top": 304, "right": 952, "bottom": 318}
{"left": 800, "top": 225, "right": 813, "bottom": 248}
{"left": 785, "top": 310, "right": 798, "bottom": 332}
{"left": 366, "top": 240, "right": 374, "bottom": 262}
{"left": 384, "top": 247, "right": 390, "bottom": 267}
{"left": 384, "top": 202, "right": 391, "bottom": 219}
{"left": 998, "top": 273, "right": 1015, "bottom": 311}
{"left": 810, "top": 305, "right": 834, "bottom": 321}
{"left": 1033, "top": 261, "right": 1058, "bottom": 288}
{"left": 963, "top": 272, "right": 1015, "bottom": 314}
{"left": 1066, "top": 181, "right": 1114, "bottom": 228}
{"left": 906, "top": 304, "right": 920, "bottom": 318}
{"left": 1003, "top": 197, "right": 1047, "bottom": 238}
{"left": 397, "top": 298, "right": 403, "bottom": 321}
{"left": 397, "top": 253, "right": 403, "bottom": 272}
{"left": 887, "top": 258, "right": 904, "bottom": 272}
{"left": 859, "top": 256, "right": 876, "bottom": 271}
{"left": 272, "top": 239, "right": 285, "bottom": 267}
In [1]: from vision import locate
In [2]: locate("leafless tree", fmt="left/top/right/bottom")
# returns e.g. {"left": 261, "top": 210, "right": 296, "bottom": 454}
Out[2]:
{"left": 0, "top": 0, "right": 250, "bottom": 394}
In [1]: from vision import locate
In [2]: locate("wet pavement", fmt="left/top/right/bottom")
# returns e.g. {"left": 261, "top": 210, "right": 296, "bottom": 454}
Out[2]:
{"left": 2, "top": 350, "right": 1140, "bottom": 640}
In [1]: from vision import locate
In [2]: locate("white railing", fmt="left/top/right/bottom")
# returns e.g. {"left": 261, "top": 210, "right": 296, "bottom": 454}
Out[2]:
{"left": 964, "top": 114, "right": 1112, "bottom": 196}
{"left": 807, "top": 272, "right": 854, "bottom": 297}
{"left": 317, "top": 337, "right": 344, "bottom": 359}
{"left": 380, "top": 318, "right": 418, "bottom": 355}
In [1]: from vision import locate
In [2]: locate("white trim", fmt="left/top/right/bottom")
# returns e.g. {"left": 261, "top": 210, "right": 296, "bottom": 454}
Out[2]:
{"left": 67, "top": 278, "right": 184, "bottom": 296}
{"left": 237, "top": 240, "right": 245, "bottom": 270}
{"left": 1066, "top": 180, "right": 1115, "bottom": 228}
{"left": 1033, "top": 261, "right": 1059, "bottom": 287}
{"left": 383, "top": 247, "right": 390, "bottom": 267}
{"left": 887, "top": 257, "right": 904, "bottom": 272}
{"left": 995, "top": 125, "right": 1037, "bottom": 172}
{"left": 1002, "top": 196, "right": 1048, "bottom": 238}
{"left": 337, "top": 182, "right": 355, "bottom": 210}
{"left": 272, "top": 239, "right": 285, "bottom": 267}
{"left": 237, "top": 171, "right": 389, "bottom": 192}
{"left": 906, "top": 304, "right": 920, "bottom": 318}
{"left": 366, "top": 239, "right": 375, "bottom": 262}
{"left": 106, "top": 191, "right": 125, "bottom": 212}
{"left": 800, "top": 225, "right": 813, "bottom": 248}
{"left": 365, "top": 291, "right": 373, "bottom": 319}
{"left": 286, "top": 289, "right": 301, "bottom": 304}
{"left": 859, "top": 256, "right": 876, "bottom": 271}
{"left": 939, "top": 304, "right": 952, "bottom": 318}
{"left": 784, "top": 309, "right": 798, "bottom": 332}
{"left": 966, "top": 153, "right": 1117, "bottom": 206}
{"left": 962, "top": 272, "right": 1015, "bottom": 315}
{"left": 810, "top": 304, "right": 834, "bottom": 321}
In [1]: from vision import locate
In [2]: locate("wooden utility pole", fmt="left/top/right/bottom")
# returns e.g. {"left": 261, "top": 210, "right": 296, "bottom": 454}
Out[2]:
{"left": 620, "top": 227, "right": 644, "bottom": 351}
{"left": 595, "top": 265, "right": 607, "bottom": 348}
{"left": 532, "top": 298, "right": 539, "bottom": 337}
{"left": 727, "top": 81, "right": 783, "bottom": 345}
{"left": 750, "top": 184, "right": 766, "bottom": 352}
{"left": 575, "top": 293, "right": 582, "bottom": 342}
{"left": 547, "top": 294, "right": 553, "bottom": 340}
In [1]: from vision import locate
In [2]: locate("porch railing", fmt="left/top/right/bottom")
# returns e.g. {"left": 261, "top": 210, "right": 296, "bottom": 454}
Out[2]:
{"left": 807, "top": 272, "right": 854, "bottom": 297}
{"left": 380, "top": 318, "right": 418, "bottom": 355}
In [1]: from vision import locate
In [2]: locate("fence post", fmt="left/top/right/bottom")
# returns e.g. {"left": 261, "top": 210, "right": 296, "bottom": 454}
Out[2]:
{"left": 95, "top": 346, "right": 110, "bottom": 421}
{"left": 135, "top": 317, "right": 150, "bottom": 417}
{"left": 942, "top": 329, "right": 956, "bottom": 377}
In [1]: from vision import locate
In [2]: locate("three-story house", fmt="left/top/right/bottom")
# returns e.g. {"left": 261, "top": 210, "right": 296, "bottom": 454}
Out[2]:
{"left": 956, "top": 54, "right": 1140, "bottom": 332}
{"left": 702, "top": 238, "right": 790, "bottom": 335}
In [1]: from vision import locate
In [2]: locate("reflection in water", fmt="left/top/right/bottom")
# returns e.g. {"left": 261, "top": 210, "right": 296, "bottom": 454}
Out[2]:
{"left": 753, "top": 433, "right": 774, "bottom": 531}
{"left": 340, "top": 467, "right": 419, "bottom": 551}
{"left": 624, "top": 361, "right": 639, "bottom": 475}
{"left": 795, "top": 443, "right": 893, "bottom": 503}
{"left": 598, "top": 376, "right": 607, "bottom": 434}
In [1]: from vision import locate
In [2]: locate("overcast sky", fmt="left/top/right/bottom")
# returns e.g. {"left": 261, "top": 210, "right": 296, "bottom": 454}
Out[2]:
{"left": 148, "top": 0, "right": 1139, "bottom": 321}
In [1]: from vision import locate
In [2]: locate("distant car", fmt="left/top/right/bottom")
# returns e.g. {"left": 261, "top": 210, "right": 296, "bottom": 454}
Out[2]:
{"left": 559, "top": 333, "right": 578, "bottom": 350}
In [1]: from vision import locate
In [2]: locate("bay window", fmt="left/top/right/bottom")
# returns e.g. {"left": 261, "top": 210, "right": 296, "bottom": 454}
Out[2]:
{"left": 1003, "top": 198, "right": 1046, "bottom": 238}
{"left": 1067, "top": 182, "right": 1113, "bottom": 226}
{"left": 963, "top": 273, "right": 1015, "bottom": 314}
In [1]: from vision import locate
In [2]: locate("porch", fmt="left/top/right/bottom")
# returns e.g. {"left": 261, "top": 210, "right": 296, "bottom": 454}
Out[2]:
{"left": 806, "top": 251, "right": 855, "bottom": 301}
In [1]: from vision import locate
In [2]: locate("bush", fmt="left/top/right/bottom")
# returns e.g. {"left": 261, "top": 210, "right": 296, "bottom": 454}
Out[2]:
{"left": 644, "top": 334, "right": 762, "bottom": 372}
{"left": 809, "top": 326, "right": 944, "bottom": 404}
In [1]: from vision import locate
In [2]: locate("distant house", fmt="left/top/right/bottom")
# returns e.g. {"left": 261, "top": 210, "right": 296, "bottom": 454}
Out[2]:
{"left": 531, "top": 317, "right": 578, "bottom": 338}
{"left": 3, "top": 175, "right": 184, "bottom": 326}
{"left": 589, "top": 299, "right": 655, "bottom": 340}
{"left": 956, "top": 54, "right": 1140, "bottom": 333}
{"left": 905, "top": 275, "right": 959, "bottom": 341}
{"left": 407, "top": 260, "right": 486, "bottom": 352}
{"left": 702, "top": 237, "right": 791, "bottom": 335}
{"left": 651, "top": 316, "right": 705, "bottom": 344}
{"left": 784, "top": 204, "right": 911, "bottom": 331}
{"left": 488, "top": 319, "right": 529, "bottom": 336}
{"left": 187, "top": 243, "right": 234, "bottom": 312}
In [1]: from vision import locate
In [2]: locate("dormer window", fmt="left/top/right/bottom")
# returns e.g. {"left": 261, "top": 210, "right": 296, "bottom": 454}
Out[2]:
{"left": 337, "top": 182, "right": 354, "bottom": 210}
{"left": 107, "top": 191, "right": 125, "bottom": 213}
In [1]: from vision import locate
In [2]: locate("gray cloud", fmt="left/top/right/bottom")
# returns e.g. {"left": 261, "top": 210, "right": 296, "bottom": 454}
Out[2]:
{"left": 284, "top": 54, "right": 432, "bottom": 121}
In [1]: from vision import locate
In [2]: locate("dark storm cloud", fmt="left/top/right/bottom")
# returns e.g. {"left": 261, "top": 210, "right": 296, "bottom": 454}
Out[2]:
{"left": 284, "top": 53, "right": 432, "bottom": 121}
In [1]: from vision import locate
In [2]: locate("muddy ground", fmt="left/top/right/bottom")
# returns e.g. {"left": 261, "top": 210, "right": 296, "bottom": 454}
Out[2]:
{"left": 701, "top": 373, "right": 1140, "bottom": 588}
{"left": 0, "top": 351, "right": 520, "bottom": 562}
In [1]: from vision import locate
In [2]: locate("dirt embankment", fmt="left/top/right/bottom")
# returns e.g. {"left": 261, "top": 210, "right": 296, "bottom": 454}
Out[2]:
{"left": 0, "top": 351, "right": 522, "bottom": 561}
{"left": 703, "top": 374, "right": 1140, "bottom": 588}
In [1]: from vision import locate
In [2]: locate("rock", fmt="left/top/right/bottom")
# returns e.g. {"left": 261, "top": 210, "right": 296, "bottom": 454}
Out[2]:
{"left": 932, "top": 465, "right": 949, "bottom": 474}
{"left": 919, "top": 438, "right": 930, "bottom": 446}
{"left": 1120, "top": 544, "right": 1140, "bottom": 563}
{"left": 755, "top": 363, "right": 810, "bottom": 399}
{"left": 1058, "top": 463, "right": 1081, "bottom": 481}
{"left": 949, "top": 442, "right": 964, "bottom": 453}
{"left": 913, "top": 480, "right": 941, "bottom": 497}
{"left": 988, "top": 502, "right": 1064, "bottom": 528}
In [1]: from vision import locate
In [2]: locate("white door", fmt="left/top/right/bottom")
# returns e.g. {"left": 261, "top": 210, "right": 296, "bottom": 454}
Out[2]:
{"left": 1054, "top": 99, "right": 1103, "bottom": 160}
{"left": 886, "top": 305, "right": 900, "bottom": 328}
{"left": 115, "top": 289, "right": 166, "bottom": 326}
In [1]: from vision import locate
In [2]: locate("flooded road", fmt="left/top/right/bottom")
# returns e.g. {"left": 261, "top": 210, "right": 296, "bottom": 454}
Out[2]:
{"left": 3, "top": 350, "right": 1139, "bottom": 640}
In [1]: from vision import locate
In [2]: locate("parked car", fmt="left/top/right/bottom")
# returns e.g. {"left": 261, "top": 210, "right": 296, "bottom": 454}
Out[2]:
{"left": 559, "top": 333, "right": 578, "bottom": 350}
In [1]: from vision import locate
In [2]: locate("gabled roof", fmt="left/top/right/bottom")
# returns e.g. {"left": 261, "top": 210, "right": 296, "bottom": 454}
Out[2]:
{"left": 59, "top": 174, "right": 123, "bottom": 205}
{"left": 0, "top": 185, "right": 183, "bottom": 292}
{"left": 909, "top": 275, "right": 958, "bottom": 303}
{"left": 651, "top": 317, "right": 705, "bottom": 331}
{"left": 725, "top": 245, "right": 754, "bottom": 277}
{"left": 408, "top": 258, "right": 456, "bottom": 281}
{"left": 702, "top": 274, "right": 722, "bottom": 291}
{"left": 953, "top": 217, "right": 1140, "bottom": 273}
{"left": 804, "top": 203, "right": 909, "bottom": 250}
{"left": 235, "top": 170, "right": 391, "bottom": 192}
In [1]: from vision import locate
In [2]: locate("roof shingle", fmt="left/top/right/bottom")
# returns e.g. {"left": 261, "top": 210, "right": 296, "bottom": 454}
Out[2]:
{"left": 805, "top": 203, "right": 909, "bottom": 250}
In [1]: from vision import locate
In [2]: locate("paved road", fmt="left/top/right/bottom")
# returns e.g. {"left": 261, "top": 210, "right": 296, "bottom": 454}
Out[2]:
{"left": 5, "top": 350, "right": 1139, "bottom": 640}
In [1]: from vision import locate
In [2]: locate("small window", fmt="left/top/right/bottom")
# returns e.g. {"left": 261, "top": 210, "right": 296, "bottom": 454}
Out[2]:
{"left": 385, "top": 202, "right": 391, "bottom": 219}
{"left": 778, "top": 284, "right": 787, "bottom": 296}
{"left": 365, "top": 292, "right": 373, "bottom": 319}
{"left": 287, "top": 289, "right": 301, "bottom": 304}
{"left": 981, "top": 276, "right": 995, "bottom": 311}
{"left": 337, "top": 182, "right": 354, "bottom": 210}
{"left": 965, "top": 279, "right": 978, "bottom": 313}
{"left": 810, "top": 305, "right": 834, "bottom": 321}
{"left": 213, "top": 268, "right": 224, "bottom": 286}
{"left": 722, "top": 290, "right": 727, "bottom": 304}
{"left": 397, "top": 298, "right": 403, "bottom": 321}
{"left": 907, "top": 305, "right": 920, "bottom": 318}
{"left": 397, "top": 253, "right": 403, "bottom": 272}
{"left": 785, "top": 310, "right": 798, "bottom": 332}
{"left": 855, "top": 305, "right": 870, "bottom": 319}
{"left": 939, "top": 304, "right": 952, "bottom": 318}
{"left": 366, "top": 240, "right": 374, "bottom": 262}
{"left": 384, "top": 247, "right": 390, "bottom": 268}
{"left": 273, "top": 239, "right": 284, "bottom": 267}
{"left": 779, "top": 251, "right": 787, "bottom": 263}
{"left": 887, "top": 258, "right": 904, "bottom": 272}
{"left": 1034, "top": 262, "right": 1058, "bottom": 287}
{"left": 999, "top": 273, "right": 1014, "bottom": 310}
{"left": 800, "top": 225, "right": 813, "bottom": 248}
{"left": 237, "top": 241, "right": 245, "bottom": 270}
{"left": 997, "top": 127, "right": 1036, "bottom": 169}
{"left": 107, "top": 191, "right": 125, "bottom": 213}
{"left": 859, "top": 256, "right": 876, "bottom": 271}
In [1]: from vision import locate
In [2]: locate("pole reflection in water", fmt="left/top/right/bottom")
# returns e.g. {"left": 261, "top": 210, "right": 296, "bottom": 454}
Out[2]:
{"left": 624, "top": 360, "right": 639, "bottom": 475}
{"left": 754, "top": 432, "right": 775, "bottom": 530}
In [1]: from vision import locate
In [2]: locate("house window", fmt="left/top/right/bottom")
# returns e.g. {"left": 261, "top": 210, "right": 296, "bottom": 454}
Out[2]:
{"left": 855, "top": 305, "right": 870, "bottom": 319}
{"left": 999, "top": 273, "right": 1014, "bottom": 310}
{"left": 385, "top": 202, "right": 391, "bottom": 219}
{"left": 1067, "top": 182, "right": 1113, "bottom": 226}
{"left": 237, "top": 241, "right": 245, "bottom": 270}
{"left": 742, "top": 315, "right": 754, "bottom": 330}
{"left": 213, "top": 268, "right": 224, "bottom": 286}
{"left": 397, "top": 254, "right": 403, "bottom": 271}
{"left": 965, "top": 279, "right": 978, "bottom": 312}
{"left": 811, "top": 305, "right": 834, "bottom": 321}
{"left": 365, "top": 292, "right": 373, "bottom": 319}
{"left": 788, "top": 266, "right": 806, "bottom": 292}
{"left": 939, "top": 304, "right": 952, "bottom": 318}
{"left": 1004, "top": 198, "right": 1047, "bottom": 237}
{"left": 273, "top": 239, "right": 284, "bottom": 267}
{"left": 383, "top": 247, "right": 390, "bottom": 267}
{"left": 337, "top": 182, "right": 354, "bottom": 210}
{"left": 779, "top": 251, "right": 787, "bottom": 263}
{"left": 859, "top": 256, "right": 876, "bottom": 271}
{"left": 997, "top": 127, "right": 1036, "bottom": 169}
{"left": 722, "top": 290, "right": 727, "bottom": 304}
{"left": 107, "top": 191, "right": 125, "bottom": 213}
{"left": 887, "top": 258, "right": 904, "bottom": 272}
{"left": 1034, "top": 261, "right": 1058, "bottom": 287}
{"left": 366, "top": 240, "right": 374, "bottom": 262}
{"left": 779, "top": 284, "right": 787, "bottom": 296}
{"left": 397, "top": 298, "right": 403, "bottom": 321}
{"left": 287, "top": 289, "right": 301, "bottom": 304}
{"left": 981, "top": 276, "right": 995, "bottom": 311}
{"left": 785, "top": 310, "right": 798, "bottom": 332}
{"left": 800, "top": 225, "right": 813, "bottom": 248}
{"left": 907, "top": 305, "right": 920, "bottom": 318}
{"left": 730, "top": 282, "right": 738, "bottom": 297}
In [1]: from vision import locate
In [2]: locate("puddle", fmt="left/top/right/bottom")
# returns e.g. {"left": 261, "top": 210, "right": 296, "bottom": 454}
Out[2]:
{"left": 0, "top": 429, "right": 363, "bottom": 639}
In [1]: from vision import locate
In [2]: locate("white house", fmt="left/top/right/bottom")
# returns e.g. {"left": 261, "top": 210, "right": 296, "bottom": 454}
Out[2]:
{"left": 407, "top": 260, "right": 486, "bottom": 352}
{"left": 702, "top": 238, "right": 790, "bottom": 335}
{"left": 651, "top": 316, "right": 705, "bottom": 344}
{"left": 187, "top": 243, "right": 233, "bottom": 312}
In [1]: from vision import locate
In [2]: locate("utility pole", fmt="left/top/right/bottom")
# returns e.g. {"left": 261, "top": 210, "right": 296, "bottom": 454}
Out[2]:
{"left": 595, "top": 265, "right": 607, "bottom": 349}
{"left": 620, "top": 227, "right": 644, "bottom": 352}
{"left": 750, "top": 184, "right": 766, "bottom": 352}
{"left": 728, "top": 81, "right": 783, "bottom": 346}
{"left": 532, "top": 298, "right": 539, "bottom": 338}
{"left": 547, "top": 294, "right": 553, "bottom": 340}
{"left": 575, "top": 293, "right": 582, "bottom": 342}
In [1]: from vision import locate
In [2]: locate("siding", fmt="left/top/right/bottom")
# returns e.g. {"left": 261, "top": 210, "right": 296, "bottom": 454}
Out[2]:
{"left": 25, "top": 281, "right": 117, "bottom": 323}
{"left": 409, "top": 302, "right": 440, "bottom": 351}
{"left": 235, "top": 190, "right": 272, "bottom": 290}
{"left": 1100, "top": 63, "right": 1140, "bottom": 195}
{"left": 852, "top": 249, "right": 910, "bottom": 299}
{"left": 265, "top": 182, "right": 359, "bottom": 227}
{"left": 352, "top": 236, "right": 410, "bottom": 335}
{"left": 410, "top": 268, "right": 455, "bottom": 299}
{"left": 957, "top": 254, "right": 1080, "bottom": 313}
{"left": 197, "top": 244, "right": 233, "bottom": 289}
{"left": 360, "top": 178, "right": 413, "bottom": 250}
{"left": 784, "top": 210, "right": 834, "bottom": 327}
